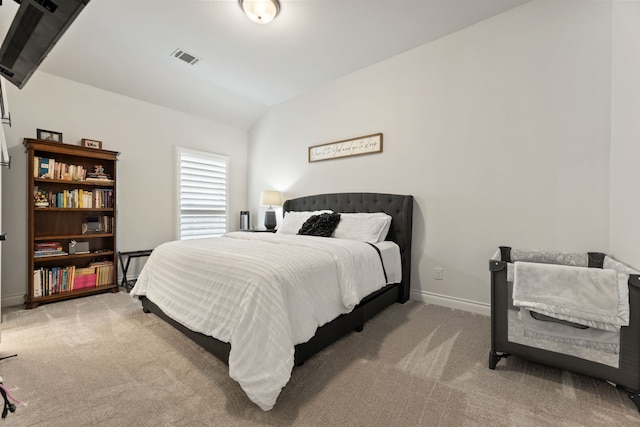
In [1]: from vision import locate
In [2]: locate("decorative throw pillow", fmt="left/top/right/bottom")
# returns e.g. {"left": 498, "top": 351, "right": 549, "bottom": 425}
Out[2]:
{"left": 298, "top": 213, "right": 341, "bottom": 237}
{"left": 276, "top": 210, "right": 333, "bottom": 235}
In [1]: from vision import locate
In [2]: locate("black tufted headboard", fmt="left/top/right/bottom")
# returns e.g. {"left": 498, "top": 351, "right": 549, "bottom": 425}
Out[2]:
{"left": 283, "top": 192, "right": 414, "bottom": 302}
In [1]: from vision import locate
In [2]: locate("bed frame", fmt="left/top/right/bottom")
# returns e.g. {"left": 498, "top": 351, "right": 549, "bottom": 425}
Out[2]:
{"left": 140, "top": 192, "right": 414, "bottom": 366}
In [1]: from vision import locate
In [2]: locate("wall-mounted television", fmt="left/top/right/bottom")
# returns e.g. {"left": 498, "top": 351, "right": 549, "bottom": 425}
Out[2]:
{"left": 0, "top": 0, "right": 90, "bottom": 89}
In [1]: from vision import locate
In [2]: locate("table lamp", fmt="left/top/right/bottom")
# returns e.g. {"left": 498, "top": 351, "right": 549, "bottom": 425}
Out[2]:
{"left": 260, "top": 190, "right": 281, "bottom": 230}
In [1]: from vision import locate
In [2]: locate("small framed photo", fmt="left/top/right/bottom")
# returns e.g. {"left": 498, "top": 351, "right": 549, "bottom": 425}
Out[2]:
{"left": 81, "top": 138, "right": 102, "bottom": 149}
{"left": 37, "top": 129, "right": 63, "bottom": 143}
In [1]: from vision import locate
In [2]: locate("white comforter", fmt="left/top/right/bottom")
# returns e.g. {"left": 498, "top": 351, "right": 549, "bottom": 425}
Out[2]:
{"left": 130, "top": 232, "right": 389, "bottom": 410}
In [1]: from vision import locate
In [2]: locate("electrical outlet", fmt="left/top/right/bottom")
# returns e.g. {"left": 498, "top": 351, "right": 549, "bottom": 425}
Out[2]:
{"left": 435, "top": 267, "right": 443, "bottom": 280}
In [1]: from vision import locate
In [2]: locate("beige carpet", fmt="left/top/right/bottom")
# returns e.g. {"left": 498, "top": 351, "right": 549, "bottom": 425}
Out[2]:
{"left": 0, "top": 291, "right": 638, "bottom": 426}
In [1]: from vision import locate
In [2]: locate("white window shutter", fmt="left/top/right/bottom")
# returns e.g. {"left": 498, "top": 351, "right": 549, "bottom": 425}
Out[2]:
{"left": 178, "top": 149, "right": 228, "bottom": 239}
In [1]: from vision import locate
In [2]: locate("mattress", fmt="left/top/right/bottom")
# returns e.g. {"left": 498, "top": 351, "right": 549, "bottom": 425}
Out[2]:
{"left": 130, "top": 232, "right": 397, "bottom": 410}
{"left": 371, "top": 240, "right": 402, "bottom": 284}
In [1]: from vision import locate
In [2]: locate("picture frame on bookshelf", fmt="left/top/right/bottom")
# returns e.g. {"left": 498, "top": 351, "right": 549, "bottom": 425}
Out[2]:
{"left": 37, "top": 129, "right": 63, "bottom": 143}
{"left": 82, "top": 216, "right": 104, "bottom": 234}
{"left": 81, "top": 138, "right": 102, "bottom": 149}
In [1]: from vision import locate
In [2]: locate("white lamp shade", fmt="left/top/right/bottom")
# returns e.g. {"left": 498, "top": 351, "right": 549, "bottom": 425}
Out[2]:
{"left": 240, "top": 0, "right": 280, "bottom": 24}
{"left": 260, "top": 190, "right": 281, "bottom": 207}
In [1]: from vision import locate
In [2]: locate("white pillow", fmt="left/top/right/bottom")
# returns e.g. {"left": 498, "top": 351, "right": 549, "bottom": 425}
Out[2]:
{"left": 276, "top": 210, "right": 333, "bottom": 235}
{"left": 333, "top": 212, "right": 392, "bottom": 243}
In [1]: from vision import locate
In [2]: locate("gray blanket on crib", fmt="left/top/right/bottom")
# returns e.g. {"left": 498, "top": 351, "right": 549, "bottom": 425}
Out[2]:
{"left": 513, "top": 262, "right": 630, "bottom": 332}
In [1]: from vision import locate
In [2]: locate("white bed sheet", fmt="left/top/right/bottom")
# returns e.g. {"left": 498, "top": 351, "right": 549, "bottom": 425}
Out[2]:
{"left": 374, "top": 241, "right": 402, "bottom": 284}
{"left": 131, "top": 232, "right": 395, "bottom": 410}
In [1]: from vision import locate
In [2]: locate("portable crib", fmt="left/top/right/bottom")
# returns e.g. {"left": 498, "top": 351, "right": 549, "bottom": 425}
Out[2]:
{"left": 489, "top": 246, "right": 640, "bottom": 411}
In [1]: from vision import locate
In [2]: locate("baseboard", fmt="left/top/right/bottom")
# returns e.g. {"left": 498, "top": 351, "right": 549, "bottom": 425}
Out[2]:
{"left": 1, "top": 274, "right": 138, "bottom": 308}
{"left": 1, "top": 293, "right": 26, "bottom": 308}
{"left": 2, "top": 281, "right": 490, "bottom": 315}
{"left": 410, "top": 289, "right": 490, "bottom": 316}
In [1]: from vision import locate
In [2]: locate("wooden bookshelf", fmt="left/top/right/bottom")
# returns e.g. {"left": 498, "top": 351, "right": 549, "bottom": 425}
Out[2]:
{"left": 25, "top": 138, "right": 120, "bottom": 309}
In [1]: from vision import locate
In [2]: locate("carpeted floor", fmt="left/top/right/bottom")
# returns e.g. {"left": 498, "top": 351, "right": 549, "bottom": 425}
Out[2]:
{"left": 0, "top": 291, "right": 638, "bottom": 426}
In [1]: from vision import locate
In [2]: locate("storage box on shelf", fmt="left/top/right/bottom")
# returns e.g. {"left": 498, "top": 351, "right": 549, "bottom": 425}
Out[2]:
{"left": 25, "top": 138, "right": 120, "bottom": 309}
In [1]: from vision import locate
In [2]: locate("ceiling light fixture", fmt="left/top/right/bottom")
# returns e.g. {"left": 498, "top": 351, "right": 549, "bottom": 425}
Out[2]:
{"left": 239, "top": 0, "right": 280, "bottom": 24}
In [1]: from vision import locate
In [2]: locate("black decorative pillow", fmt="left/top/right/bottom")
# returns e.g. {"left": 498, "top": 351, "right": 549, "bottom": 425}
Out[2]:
{"left": 297, "top": 213, "right": 341, "bottom": 237}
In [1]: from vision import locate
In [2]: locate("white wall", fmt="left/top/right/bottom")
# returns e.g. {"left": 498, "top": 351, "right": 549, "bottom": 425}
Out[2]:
{"left": 3, "top": 0, "right": 636, "bottom": 312}
{"left": 610, "top": 2, "right": 640, "bottom": 268}
{"left": 248, "top": 0, "right": 614, "bottom": 314}
{"left": 1, "top": 72, "right": 247, "bottom": 307}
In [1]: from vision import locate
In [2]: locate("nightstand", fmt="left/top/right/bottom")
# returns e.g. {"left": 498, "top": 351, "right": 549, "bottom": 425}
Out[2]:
{"left": 240, "top": 229, "right": 277, "bottom": 233}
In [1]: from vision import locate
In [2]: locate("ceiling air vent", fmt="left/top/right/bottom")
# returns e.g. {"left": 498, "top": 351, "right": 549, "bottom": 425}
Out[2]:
{"left": 171, "top": 48, "right": 201, "bottom": 65}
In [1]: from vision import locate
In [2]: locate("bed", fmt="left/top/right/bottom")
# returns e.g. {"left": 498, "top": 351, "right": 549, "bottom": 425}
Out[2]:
{"left": 489, "top": 246, "right": 640, "bottom": 412}
{"left": 131, "top": 192, "right": 413, "bottom": 410}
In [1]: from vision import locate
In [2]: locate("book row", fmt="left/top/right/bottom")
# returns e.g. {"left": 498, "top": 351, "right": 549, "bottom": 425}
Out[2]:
{"left": 33, "top": 261, "right": 115, "bottom": 297}
{"left": 34, "top": 156, "right": 113, "bottom": 182}
{"left": 35, "top": 156, "right": 88, "bottom": 181}
{"left": 35, "top": 187, "right": 114, "bottom": 209}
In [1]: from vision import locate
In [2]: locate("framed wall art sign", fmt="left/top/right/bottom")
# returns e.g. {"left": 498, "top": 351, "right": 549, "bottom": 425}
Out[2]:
{"left": 308, "top": 133, "right": 383, "bottom": 162}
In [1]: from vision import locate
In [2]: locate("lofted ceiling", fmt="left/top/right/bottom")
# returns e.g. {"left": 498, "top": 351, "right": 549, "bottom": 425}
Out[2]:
{"left": 0, "top": 0, "right": 530, "bottom": 130}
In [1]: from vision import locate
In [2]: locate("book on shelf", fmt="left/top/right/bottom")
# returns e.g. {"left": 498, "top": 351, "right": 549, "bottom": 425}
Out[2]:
{"left": 85, "top": 176, "right": 113, "bottom": 183}
{"left": 33, "top": 265, "right": 76, "bottom": 296}
{"left": 34, "top": 241, "right": 68, "bottom": 257}
{"left": 33, "top": 264, "right": 109, "bottom": 294}
{"left": 34, "top": 251, "right": 68, "bottom": 258}
{"left": 38, "top": 157, "right": 51, "bottom": 178}
{"left": 32, "top": 188, "right": 113, "bottom": 209}
{"left": 74, "top": 273, "right": 97, "bottom": 290}
{"left": 101, "top": 215, "right": 113, "bottom": 233}
{"left": 34, "top": 241, "right": 63, "bottom": 250}
{"left": 89, "top": 259, "right": 114, "bottom": 286}
{"left": 33, "top": 269, "right": 43, "bottom": 297}
{"left": 70, "top": 266, "right": 97, "bottom": 289}
{"left": 34, "top": 156, "right": 88, "bottom": 181}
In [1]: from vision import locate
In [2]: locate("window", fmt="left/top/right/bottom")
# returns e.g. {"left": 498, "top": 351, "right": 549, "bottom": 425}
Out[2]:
{"left": 176, "top": 147, "right": 228, "bottom": 239}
